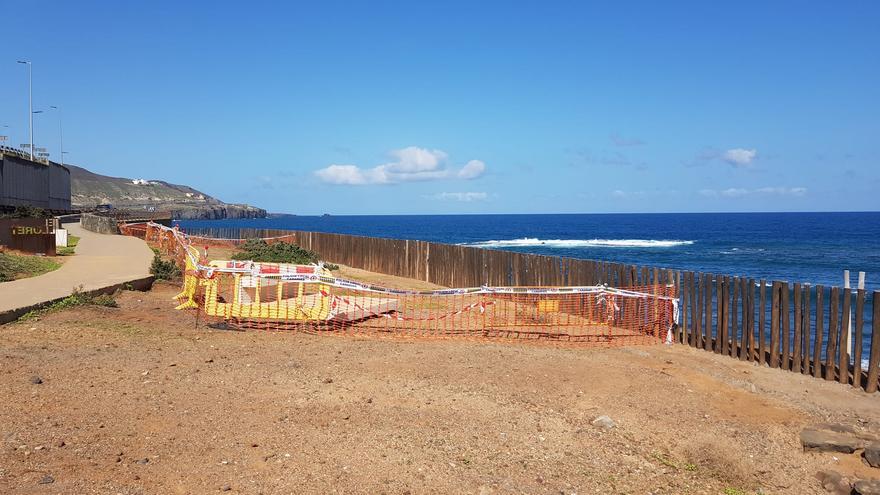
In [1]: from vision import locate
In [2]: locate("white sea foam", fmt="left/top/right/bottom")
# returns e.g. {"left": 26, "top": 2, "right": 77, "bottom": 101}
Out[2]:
{"left": 463, "top": 238, "right": 695, "bottom": 249}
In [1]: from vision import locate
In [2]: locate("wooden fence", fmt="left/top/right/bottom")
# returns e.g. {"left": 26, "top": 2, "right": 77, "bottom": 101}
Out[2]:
{"left": 179, "top": 226, "right": 880, "bottom": 393}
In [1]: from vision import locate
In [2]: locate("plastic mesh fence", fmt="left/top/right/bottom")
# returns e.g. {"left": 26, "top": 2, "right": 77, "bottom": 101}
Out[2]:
{"left": 122, "top": 222, "right": 677, "bottom": 346}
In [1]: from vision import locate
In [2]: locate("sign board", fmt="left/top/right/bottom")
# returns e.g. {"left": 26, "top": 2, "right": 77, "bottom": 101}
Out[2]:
{"left": 20, "top": 143, "right": 31, "bottom": 148}
{"left": 0, "top": 218, "right": 57, "bottom": 256}
{"left": 37, "top": 152, "right": 50, "bottom": 157}
{"left": 56, "top": 228, "right": 68, "bottom": 248}
{"left": 35, "top": 147, "right": 47, "bottom": 152}
{"left": 0, "top": 136, "right": 8, "bottom": 141}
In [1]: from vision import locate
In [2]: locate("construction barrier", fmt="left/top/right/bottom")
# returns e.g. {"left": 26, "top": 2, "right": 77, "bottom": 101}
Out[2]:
{"left": 121, "top": 222, "right": 678, "bottom": 346}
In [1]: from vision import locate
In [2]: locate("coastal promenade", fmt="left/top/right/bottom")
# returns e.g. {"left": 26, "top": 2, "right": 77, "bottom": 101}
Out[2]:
{"left": 0, "top": 222, "right": 154, "bottom": 321}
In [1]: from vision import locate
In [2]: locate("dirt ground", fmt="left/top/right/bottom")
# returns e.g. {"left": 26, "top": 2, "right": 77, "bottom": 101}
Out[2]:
{"left": 2, "top": 281, "right": 879, "bottom": 494}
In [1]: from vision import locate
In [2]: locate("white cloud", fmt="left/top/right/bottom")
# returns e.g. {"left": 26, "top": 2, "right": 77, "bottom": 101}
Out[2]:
{"left": 385, "top": 146, "right": 448, "bottom": 173}
{"left": 700, "top": 186, "right": 807, "bottom": 198}
{"left": 426, "top": 192, "right": 488, "bottom": 202}
{"left": 720, "top": 187, "right": 749, "bottom": 198}
{"left": 315, "top": 146, "right": 486, "bottom": 185}
{"left": 314, "top": 164, "right": 383, "bottom": 185}
{"left": 457, "top": 160, "right": 486, "bottom": 179}
{"left": 755, "top": 186, "right": 807, "bottom": 196}
{"left": 721, "top": 148, "right": 757, "bottom": 167}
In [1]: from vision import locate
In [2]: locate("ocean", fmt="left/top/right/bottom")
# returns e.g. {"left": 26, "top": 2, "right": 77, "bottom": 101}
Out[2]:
{"left": 177, "top": 212, "right": 880, "bottom": 292}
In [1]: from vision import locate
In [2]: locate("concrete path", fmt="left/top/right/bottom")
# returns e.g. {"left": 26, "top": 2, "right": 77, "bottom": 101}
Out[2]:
{"left": 0, "top": 222, "right": 154, "bottom": 316}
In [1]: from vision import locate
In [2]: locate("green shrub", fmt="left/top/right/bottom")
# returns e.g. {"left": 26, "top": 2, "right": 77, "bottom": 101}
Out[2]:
{"left": 57, "top": 235, "right": 80, "bottom": 256}
{"left": 150, "top": 253, "right": 181, "bottom": 281}
{"left": 0, "top": 205, "right": 53, "bottom": 219}
{"left": 232, "top": 239, "right": 319, "bottom": 264}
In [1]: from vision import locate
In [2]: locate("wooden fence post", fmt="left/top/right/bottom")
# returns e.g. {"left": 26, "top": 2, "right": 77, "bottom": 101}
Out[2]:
{"left": 770, "top": 281, "right": 781, "bottom": 368}
{"left": 759, "top": 280, "right": 766, "bottom": 365}
{"left": 813, "top": 286, "right": 825, "bottom": 379}
{"left": 704, "top": 273, "right": 713, "bottom": 352}
{"left": 839, "top": 288, "right": 852, "bottom": 385}
{"left": 781, "top": 283, "right": 791, "bottom": 370}
{"left": 866, "top": 292, "right": 880, "bottom": 393}
{"left": 801, "top": 284, "right": 811, "bottom": 375}
{"left": 852, "top": 289, "right": 865, "bottom": 389}
{"left": 792, "top": 283, "right": 802, "bottom": 373}
{"left": 825, "top": 287, "right": 840, "bottom": 381}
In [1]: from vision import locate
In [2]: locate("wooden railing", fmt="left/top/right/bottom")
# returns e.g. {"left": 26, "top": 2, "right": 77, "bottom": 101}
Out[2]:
{"left": 178, "top": 226, "right": 880, "bottom": 393}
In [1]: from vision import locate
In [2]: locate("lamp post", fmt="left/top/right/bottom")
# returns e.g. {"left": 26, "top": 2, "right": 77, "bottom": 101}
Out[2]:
{"left": 50, "top": 106, "right": 64, "bottom": 167}
{"left": 16, "top": 60, "right": 33, "bottom": 160}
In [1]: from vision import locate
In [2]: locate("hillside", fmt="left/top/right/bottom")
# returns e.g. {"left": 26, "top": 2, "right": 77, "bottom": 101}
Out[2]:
{"left": 68, "top": 164, "right": 266, "bottom": 219}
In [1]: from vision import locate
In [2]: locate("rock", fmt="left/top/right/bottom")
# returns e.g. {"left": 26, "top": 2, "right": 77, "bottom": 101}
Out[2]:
{"left": 815, "top": 470, "right": 851, "bottom": 495}
{"left": 323, "top": 378, "right": 333, "bottom": 384}
{"left": 220, "top": 484, "right": 232, "bottom": 491}
{"left": 854, "top": 479, "right": 880, "bottom": 495}
{"left": 801, "top": 427, "right": 866, "bottom": 453}
{"left": 591, "top": 415, "right": 616, "bottom": 429}
{"left": 136, "top": 458, "right": 150, "bottom": 465}
{"left": 55, "top": 440, "right": 65, "bottom": 447}
{"left": 864, "top": 443, "right": 880, "bottom": 468}
{"left": 816, "top": 423, "right": 857, "bottom": 434}
{"left": 38, "top": 475, "right": 55, "bottom": 485}
{"left": 30, "top": 376, "right": 43, "bottom": 385}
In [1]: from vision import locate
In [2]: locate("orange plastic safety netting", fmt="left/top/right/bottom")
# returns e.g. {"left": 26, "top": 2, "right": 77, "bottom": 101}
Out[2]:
{"left": 121, "top": 222, "right": 678, "bottom": 346}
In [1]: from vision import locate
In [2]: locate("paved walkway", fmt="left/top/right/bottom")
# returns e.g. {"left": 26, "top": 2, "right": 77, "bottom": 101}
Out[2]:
{"left": 0, "top": 222, "right": 154, "bottom": 315}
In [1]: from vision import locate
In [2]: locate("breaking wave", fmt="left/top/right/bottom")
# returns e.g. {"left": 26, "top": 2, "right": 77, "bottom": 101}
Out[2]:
{"left": 463, "top": 238, "right": 695, "bottom": 249}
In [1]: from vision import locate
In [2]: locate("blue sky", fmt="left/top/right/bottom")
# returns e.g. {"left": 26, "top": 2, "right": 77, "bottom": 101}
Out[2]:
{"left": 1, "top": 1, "right": 877, "bottom": 214}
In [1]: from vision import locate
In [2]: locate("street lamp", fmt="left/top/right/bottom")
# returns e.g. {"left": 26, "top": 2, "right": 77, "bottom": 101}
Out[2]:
{"left": 50, "top": 106, "right": 64, "bottom": 167}
{"left": 16, "top": 60, "right": 33, "bottom": 160}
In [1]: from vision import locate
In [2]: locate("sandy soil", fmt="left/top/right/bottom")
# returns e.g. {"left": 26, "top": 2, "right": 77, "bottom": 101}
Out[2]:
{"left": 2, "top": 282, "right": 879, "bottom": 494}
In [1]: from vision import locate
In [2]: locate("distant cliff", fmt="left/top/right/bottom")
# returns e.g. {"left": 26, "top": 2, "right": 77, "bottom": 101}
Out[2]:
{"left": 68, "top": 164, "right": 267, "bottom": 219}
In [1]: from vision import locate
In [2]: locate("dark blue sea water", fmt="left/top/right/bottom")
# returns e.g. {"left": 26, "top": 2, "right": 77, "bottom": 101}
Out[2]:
{"left": 177, "top": 212, "right": 880, "bottom": 292}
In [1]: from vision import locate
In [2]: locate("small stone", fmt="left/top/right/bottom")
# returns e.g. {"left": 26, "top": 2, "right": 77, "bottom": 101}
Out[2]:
{"left": 205, "top": 358, "right": 214, "bottom": 363}
{"left": 38, "top": 475, "right": 54, "bottom": 485}
{"left": 854, "top": 479, "right": 880, "bottom": 495}
{"left": 56, "top": 440, "right": 65, "bottom": 447}
{"left": 220, "top": 484, "right": 232, "bottom": 491}
{"left": 323, "top": 378, "right": 333, "bottom": 384}
{"left": 864, "top": 442, "right": 880, "bottom": 468}
{"left": 366, "top": 397, "right": 373, "bottom": 404}
{"left": 591, "top": 415, "right": 616, "bottom": 429}
{"left": 815, "top": 469, "right": 851, "bottom": 495}
{"left": 30, "top": 376, "right": 43, "bottom": 385}
{"left": 801, "top": 428, "right": 866, "bottom": 453}
{"left": 136, "top": 458, "right": 150, "bottom": 465}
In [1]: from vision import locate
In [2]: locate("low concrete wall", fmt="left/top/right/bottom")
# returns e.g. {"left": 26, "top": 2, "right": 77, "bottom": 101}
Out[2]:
{"left": 0, "top": 275, "right": 155, "bottom": 324}
{"left": 80, "top": 213, "right": 119, "bottom": 234}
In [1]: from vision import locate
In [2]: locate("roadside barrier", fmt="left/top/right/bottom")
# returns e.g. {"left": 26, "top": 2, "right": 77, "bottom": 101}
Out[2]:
{"left": 122, "top": 222, "right": 677, "bottom": 346}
